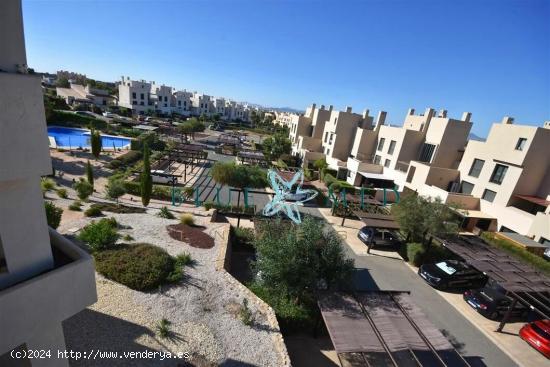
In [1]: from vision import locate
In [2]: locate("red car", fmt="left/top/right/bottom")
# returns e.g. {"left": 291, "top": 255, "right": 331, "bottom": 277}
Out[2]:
{"left": 519, "top": 319, "right": 550, "bottom": 358}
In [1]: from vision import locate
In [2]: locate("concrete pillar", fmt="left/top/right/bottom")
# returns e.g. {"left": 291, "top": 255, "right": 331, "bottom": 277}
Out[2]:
{"left": 439, "top": 109, "right": 447, "bottom": 118}
{"left": 407, "top": 108, "right": 415, "bottom": 115}
{"left": 461, "top": 112, "right": 472, "bottom": 123}
{"left": 362, "top": 109, "right": 370, "bottom": 119}
{"left": 376, "top": 111, "right": 387, "bottom": 130}
{"left": 328, "top": 105, "right": 333, "bottom": 112}
{"left": 26, "top": 324, "right": 69, "bottom": 367}
{"left": 502, "top": 116, "right": 514, "bottom": 124}
{"left": 345, "top": 106, "right": 352, "bottom": 113}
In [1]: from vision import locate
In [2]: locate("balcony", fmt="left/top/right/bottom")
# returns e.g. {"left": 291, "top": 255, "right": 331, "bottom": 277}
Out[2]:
{"left": 0, "top": 229, "right": 97, "bottom": 353}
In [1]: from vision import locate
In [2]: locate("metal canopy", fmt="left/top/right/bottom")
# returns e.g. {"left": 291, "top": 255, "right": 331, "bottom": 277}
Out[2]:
{"left": 353, "top": 211, "right": 400, "bottom": 230}
{"left": 440, "top": 235, "right": 550, "bottom": 324}
{"left": 318, "top": 291, "right": 470, "bottom": 367}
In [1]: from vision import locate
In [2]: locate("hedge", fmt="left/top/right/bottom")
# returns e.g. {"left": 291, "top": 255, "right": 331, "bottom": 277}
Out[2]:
{"left": 108, "top": 150, "right": 142, "bottom": 170}
{"left": 94, "top": 243, "right": 183, "bottom": 291}
{"left": 47, "top": 110, "right": 107, "bottom": 130}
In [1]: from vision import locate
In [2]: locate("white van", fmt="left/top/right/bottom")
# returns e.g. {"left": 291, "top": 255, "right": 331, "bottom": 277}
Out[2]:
{"left": 151, "top": 170, "right": 174, "bottom": 184}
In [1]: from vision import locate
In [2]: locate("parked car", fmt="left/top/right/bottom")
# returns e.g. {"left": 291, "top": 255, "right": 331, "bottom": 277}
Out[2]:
{"left": 357, "top": 226, "right": 400, "bottom": 248}
{"left": 463, "top": 280, "right": 528, "bottom": 320}
{"left": 151, "top": 170, "right": 174, "bottom": 184}
{"left": 520, "top": 319, "right": 550, "bottom": 358}
{"left": 419, "top": 260, "right": 487, "bottom": 290}
{"left": 543, "top": 247, "right": 550, "bottom": 261}
{"left": 102, "top": 111, "right": 114, "bottom": 118}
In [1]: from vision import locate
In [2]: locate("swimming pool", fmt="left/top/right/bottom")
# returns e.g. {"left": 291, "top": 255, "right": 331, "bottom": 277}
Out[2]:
{"left": 47, "top": 127, "right": 131, "bottom": 149}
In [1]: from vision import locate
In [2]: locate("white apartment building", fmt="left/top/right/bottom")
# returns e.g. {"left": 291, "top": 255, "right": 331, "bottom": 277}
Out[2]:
{"left": 118, "top": 76, "right": 152, "bottom": 114}
{"left": 213, "top": 97, "right": 226, "bottom": 117}
{"left": 56, "top": 82, "right": 114, "bottom": 107}
{"left": 173, "top": 90, "right": 193, "bottom": 116}
{"left": 191, "top": 92, "right": 213, "bottom": 116}
{"left": 150, "top": 82, "right": 174, "bottom": 115}
{"left": 0, "top": 1, "right": 97, "bottom": 365}
{"left": 403, "top": 117, "right": 550, "bottom": 242}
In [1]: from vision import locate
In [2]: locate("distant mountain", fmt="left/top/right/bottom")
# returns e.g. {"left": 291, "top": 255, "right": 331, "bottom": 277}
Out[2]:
{"left": 268, "top": 106, "right": 304, "bottom": 114}
{"left": 468, "top": 133, "right": 486, "bottom": 142}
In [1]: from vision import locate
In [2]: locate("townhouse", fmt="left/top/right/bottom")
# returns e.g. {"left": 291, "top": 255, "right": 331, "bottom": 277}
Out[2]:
{"left": 173, "top": 90, "right": 193, "bottom": 116}
{"left": 56, "top": 82, "right": 115, "bottom": 107}
{"left": 1, "top": 1, "right": 97, "bottom": 364}
{"left": 118, "top": 76, "right": 152, "bottom": 114}
{"left": 150, "top": 82, "right": 174, "bottom": 115}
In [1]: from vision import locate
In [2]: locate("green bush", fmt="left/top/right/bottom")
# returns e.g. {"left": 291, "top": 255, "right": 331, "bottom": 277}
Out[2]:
{"left": 56, "top": 188, "right": 68, "bottom": 199}
{"left": 108, "top": 150, "right": 142, "bottom": 169}
{"left": 175, "top": 252, "right": 193, "bottom": 267}
{"left": 203, "top": 201, "right": 215, "bottom": 210}
{"left": 180, "top": 213, "right": 195, "bottom": 226}
{"left": 73, "top": 179, "right": 93, "bottom": 201}
{"left": 41, "top": 178, "right": 56, "bottom": 193}
{"left": 69, "top": 201, "right": 83, "bottom": 211}
{"left": 84, "top": 206, "right": 103, "bottom": 217}
{"left": 90, "top": 203, "right": 146, "bottom": 214}
{"left": 44, "top": 201, "right": 63, "bottom": 229}
{"left": 78, "top": 218, "right": 119, "bottom": 252}
{"left": 323, "top": 173, "right": 337, "bottom": 187}
{"left": 231, "top": 226, "right": 255, "bottom": 250}
{"left": 481, "top": 233, "right": 550, "bottom": 276}
{"left": 157, "top": 206, "right": 175, "bottom": 219}
{"left": 94, "top": 243, "right": 183, "bottom": 291}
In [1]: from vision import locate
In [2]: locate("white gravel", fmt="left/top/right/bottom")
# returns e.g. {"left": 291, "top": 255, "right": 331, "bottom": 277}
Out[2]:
{"left": 62, "top": 209, "right": 280, "bottom": 367}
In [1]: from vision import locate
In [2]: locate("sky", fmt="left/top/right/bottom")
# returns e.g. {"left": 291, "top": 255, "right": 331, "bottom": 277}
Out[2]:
{"left": 22, "top": 0, "right": 550, "bottom": 137}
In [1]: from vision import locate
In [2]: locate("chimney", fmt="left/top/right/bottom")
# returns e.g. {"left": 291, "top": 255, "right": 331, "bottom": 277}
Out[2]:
{"left": 425, "top": 108, "right": 435, "bottom": 120}
{"left": 502, "top": 116, "right": 514, "bottom": 125}
{"left": 329, "top": 105, "right": 333, "bottom": 111}
{"left": 345, "top": 106, "right": 352, "bottom": 113}
{"left": 439, "top": 109, "right": 447, "bottom": 118}
{"left": 407, "top": 108, "right": 415, "bottom": 116}
{"left": 544, "top": 121, "right": 550, "bottom": 129}
{"left": 320, "top": 104, "right": 325, "bottom": 110}
{"left": 461, "top": 112, "right": 472, "bottom": 123}
{"left": 362, "top": 109, "right": 370, "bottom": 119}
{"left": 311, "top": 103, "right": 316, "bottom": 110}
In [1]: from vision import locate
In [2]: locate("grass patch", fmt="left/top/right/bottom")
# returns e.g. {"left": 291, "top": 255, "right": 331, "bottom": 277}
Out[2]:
{"left": 180, "top": 213, "right": 195, "bottom": 226}
{"left": 175, "top": 252, "right": 193, "bottom": 267}
{"left": 90, "top": 202, "right": 146, "bottom": 214}
{"left": 56, "top": 188, "right": 68, "bottom": 199}
{"left": 481, "top": 232, "right": 550, "bottom": 276}
{"left": 69, "top": 200, "right": 82, "bottom": 211}
{"left": 94, "top": 243, "right": 184, "bottom": 291}
{"left": 157, "top": 206, "right": 175, "bottom": 219}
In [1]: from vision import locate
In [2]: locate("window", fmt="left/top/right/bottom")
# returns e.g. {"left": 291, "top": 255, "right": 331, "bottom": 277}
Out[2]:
{"left": 468, "top": 159, "right": 485, "bottom": 178}
{"left": 515, "top": 138, "right": 527, "bottom": 151}
{"left": 482, "top": 189, "right": 497, "bottom": 202}
{"left": 419, "top": 143, "right": 437, "bottom": 163}
{"left": 132, "top": 92, "right": 136, "bottom": 99}
{"left": 489, "top": 164, "right": 508, "bottom": 184}
{"left": 377, "top": 138, "right": 385, "bottom": 151}
{"left": 140, "top": 93, "right": 144, "bottom": 100}
{"left": 326, "top": 149, "right": 331, "bottom": 156}
{"left": 406, "top": 166, "right": 416, "bottom": 183}
{"left": 178, "top": 101, "right": 181, "bottom": 106}
{"left": 140, "top": 101, "right": 144, "bottom": 106}
{"left": 388, "top": 140, "right": 396, "bottom": 155}
{"left": 164, "top": 96, "right": 168, "bottom": 102}
{"left": 329, "top": 134, "right": 334, "bottom": 144}
{"left": 460, "top": 181, "right": 474, "bottom": 195}
{"left": 132, "top": 100, "right": 137, "bottom": 105}
{"left": 324, "top": 132, "right": 328, "bottom": 142}
{"left": 384, "top": 159, "right": 391, "bottom": 168}
{"left": 374, "top": 155, "right": 381, "bottom": 165}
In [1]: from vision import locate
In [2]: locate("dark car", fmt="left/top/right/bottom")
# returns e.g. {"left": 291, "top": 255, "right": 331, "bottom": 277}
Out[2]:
{"left": 520, "top": 319, "right": 550, "bottom": 358}
{"left": 357, "top": 227, "right": 400, "bottom": 248}
{"left": 463, "top": 280, "right": 529, "bottom": 320}
{"left": 418, "top": 260, "right": 487, "bottom": 290}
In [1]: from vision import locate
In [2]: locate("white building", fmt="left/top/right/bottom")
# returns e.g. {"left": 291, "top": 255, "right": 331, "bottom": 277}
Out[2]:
{"left": 0, "top": 1, "right": 97, "bottom": 365}
{"left": 150, "top": 82, "right": 174, "bottom": 115}
{"left": 56, "top": 82, "right": 114, "bottom": 108}
{"left": 173, "top": 90, "right": 193, "bottom": 116}
{"left": 118, "top": 76, "right": 152, "bottom": 114}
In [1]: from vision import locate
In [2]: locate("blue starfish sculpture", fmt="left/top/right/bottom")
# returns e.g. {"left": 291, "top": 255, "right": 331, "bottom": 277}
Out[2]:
{"left": 262, "top": 169, "right": 318, "bottom": 224}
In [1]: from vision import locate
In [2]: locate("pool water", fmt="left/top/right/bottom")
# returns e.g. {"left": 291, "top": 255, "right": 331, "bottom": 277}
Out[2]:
{"left": 47, "top": 127, "right": 131, "bottom": 149}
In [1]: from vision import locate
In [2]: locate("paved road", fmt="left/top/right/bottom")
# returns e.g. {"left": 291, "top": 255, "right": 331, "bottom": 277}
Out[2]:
{"left": 347, "top": 250, "right": 518, "bottom": 367}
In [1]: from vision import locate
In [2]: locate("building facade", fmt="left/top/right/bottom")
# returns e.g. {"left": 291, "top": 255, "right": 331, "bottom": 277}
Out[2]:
{"left": 0, "top": 1, "right": 97, "bottom": 365}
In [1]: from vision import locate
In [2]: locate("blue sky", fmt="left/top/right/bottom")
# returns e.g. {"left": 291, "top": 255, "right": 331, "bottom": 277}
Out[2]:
{"left": 23, "top": 0, "right": 549, "bottom": 136}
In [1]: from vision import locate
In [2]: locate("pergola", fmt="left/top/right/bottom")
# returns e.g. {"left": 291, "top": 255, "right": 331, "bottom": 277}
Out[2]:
{"left": 439, "top": 235, "right": 550, "bottom": 331}
{"left": 353, "top": 211, "right": 401, "bottom": 230}
{"left": 151, "top": 144, "right": 208, "bottom": 182}
{"left": 318, "top": 291, "right": 470, "bottom": 367}
{"left": 236, "top": 150, "right": 267, "bottom": 166}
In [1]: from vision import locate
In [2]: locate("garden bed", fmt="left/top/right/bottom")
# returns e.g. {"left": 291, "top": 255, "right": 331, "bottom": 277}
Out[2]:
{"left": 167, "top": 223, "right": 215, "bottom": 249}
{"left": 90, "top": 202, "right": 147, "bottom": 214}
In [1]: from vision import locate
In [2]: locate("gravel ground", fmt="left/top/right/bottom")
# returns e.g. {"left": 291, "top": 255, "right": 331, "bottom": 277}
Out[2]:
{"left": 62, "top": 209, "right": 280, "bottom": 367}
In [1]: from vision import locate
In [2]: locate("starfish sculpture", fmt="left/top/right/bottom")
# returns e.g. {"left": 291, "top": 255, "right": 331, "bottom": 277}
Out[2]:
{"left": 262, "top": 169, "right": 318, "bottom": 224}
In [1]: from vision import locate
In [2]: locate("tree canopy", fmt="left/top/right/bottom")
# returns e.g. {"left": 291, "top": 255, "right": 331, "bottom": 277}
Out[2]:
{"left": 210, "top": 162, "right": 268, "bottom": 189}
{"left": 391, "top": 193, "right": 462, "bottom": 244}
{"left": 252, "top": 216, "right": 354, "bottom": 302}
{"left": 262, "top": 133, "right": 291, "bottom": 161}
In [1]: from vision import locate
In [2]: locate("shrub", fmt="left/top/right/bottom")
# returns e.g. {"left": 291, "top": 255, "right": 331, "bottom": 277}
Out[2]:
{"left": 56, "top": 188, "right": 68, "bottom": 199}
{"left": 231, "top": 226, "right": 255, "bottom": 251}
{"left": 73, "top": 179, "right": 93, "bottom": 201}
{"left": 84, "top": 206, "right": 103, "bottom": 217}
{"left": 156, "top": 318, "right": 171, "bottom": 339}
{"left": 157, "top": 206, "right": 175, "bottom": 219}
{"left": 123, "top": 234, "right": 134, "bottom": 241}
{"left": 69, "top": 201, "right": 82, "bottom": 211}
{"left": 94, "top": 243, "right": 183, "bottom": 290}
{"left": 239, "top": 299, "right": 253, "bottom": 326}
{"left": 175, "top": 252, "right": 193, "bottom": 267}
{"left": 108, "top": 150, "right": 142, "bottom": 169}
{"left": 44, "top": 201, "right": 63, "bottom": 229}
{"left": 90, "top": 203, "right": 146, "bottom": 214}
{"left": 203, "top": 201, "right": 215, "bottom": 210}
{"left": 105, "top": 179, "right": 126, "bottom": 203}
{"left": 41, "top": 178, "right": 56, "bottom": 194}
{"left": 180, "top": 213, "right": 195, "bottom": 226}
{"left": 183, "top": 186, "right": 195, "bottom": 199}
{"left": 323, "top": 173, "right": 336, "bottom": 188}
{"left": 78, "top": 218, "right": 119, "bottom": 252}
